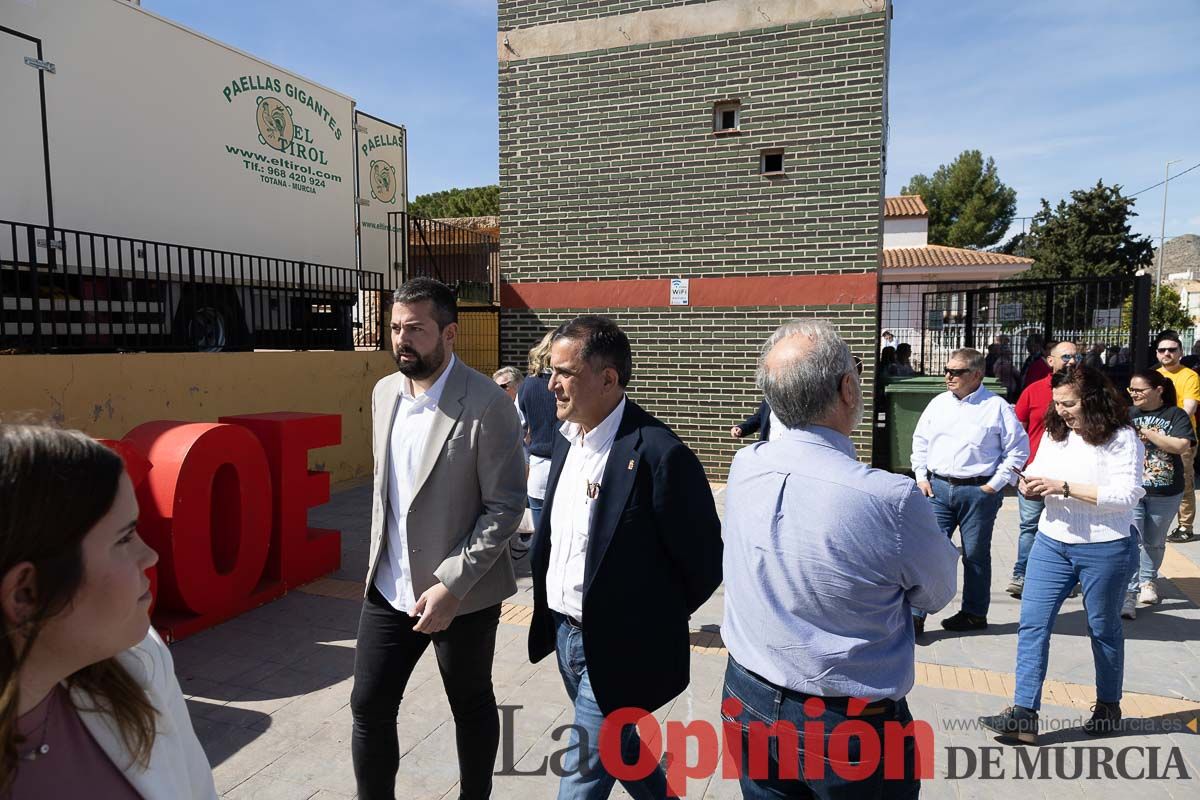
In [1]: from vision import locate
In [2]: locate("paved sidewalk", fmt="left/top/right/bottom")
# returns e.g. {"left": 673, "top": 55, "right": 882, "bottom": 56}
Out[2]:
{"left": 171, "top": 484, "right": 1200, "bottom": 799}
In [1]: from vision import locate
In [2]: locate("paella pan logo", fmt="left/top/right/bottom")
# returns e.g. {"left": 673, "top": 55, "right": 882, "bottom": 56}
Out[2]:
{"left": 256, "top": 96, "right": 295, "bottom": 152}
{"left": 370, "top": 159, "right": 397, "bottom": 203}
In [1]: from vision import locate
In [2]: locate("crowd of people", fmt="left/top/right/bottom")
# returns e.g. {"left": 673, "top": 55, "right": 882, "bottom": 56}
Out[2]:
{"left": 2, "top": 278, "right": 1196, "bottom": 798}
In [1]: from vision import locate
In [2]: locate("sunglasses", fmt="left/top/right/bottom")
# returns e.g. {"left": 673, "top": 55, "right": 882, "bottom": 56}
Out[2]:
{"left": 1158, "top": 347, "right": 1179, "bottom": 353}
{"left": 497, "top": 381, "right": 512, "bottom": 390}
{"left": 1058, "top": 353, "right": 1082, "bottom": 362}
{"left": 944, "top": 367, "right": 973, "bottom": 378}
{"left": 853, "top": 355, "right": 864, "bottom": 375}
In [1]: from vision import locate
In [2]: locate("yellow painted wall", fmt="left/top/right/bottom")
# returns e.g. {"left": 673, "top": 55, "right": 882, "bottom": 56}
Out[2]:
{"left": 0, "top": 352, "right": 398, "bottom": 486}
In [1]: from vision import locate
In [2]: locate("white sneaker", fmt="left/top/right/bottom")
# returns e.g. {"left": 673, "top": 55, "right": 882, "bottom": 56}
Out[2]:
{"left": 1138, "top": 581, "right": 1160, "bottom": 605}
{"left": 1120, "top": 593, "right": 1137, "bottom": 620}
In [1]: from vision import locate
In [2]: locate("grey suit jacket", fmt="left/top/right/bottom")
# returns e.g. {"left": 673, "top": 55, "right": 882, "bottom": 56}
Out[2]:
{"left": 366, "top": 357, "right": 527, "bottom": 615}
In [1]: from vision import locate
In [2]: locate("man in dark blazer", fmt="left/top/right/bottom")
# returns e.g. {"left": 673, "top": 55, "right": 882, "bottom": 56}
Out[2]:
{"left": 731, "top": 398, "right": 772, "bottom": 441}
{"left": 528, "top": 315, "right": 723, "bottom": 799}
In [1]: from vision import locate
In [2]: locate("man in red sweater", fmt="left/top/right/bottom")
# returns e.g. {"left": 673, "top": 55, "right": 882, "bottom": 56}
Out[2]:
{"left": 1007, "top": 340, "right": 1081, "bottom": 597}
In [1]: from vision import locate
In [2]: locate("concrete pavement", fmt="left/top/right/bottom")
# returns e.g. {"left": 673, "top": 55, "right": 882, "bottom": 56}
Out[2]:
{"left": 170, "top": 484, "right": 1200, "bottom": 798}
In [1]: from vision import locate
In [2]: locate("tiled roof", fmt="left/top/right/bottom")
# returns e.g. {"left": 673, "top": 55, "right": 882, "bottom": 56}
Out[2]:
{"left": 884, "top": 245, "right": 1034, "bottom": 268}
{"left": 884, "top": 195, "right": 928, "bottom": 217}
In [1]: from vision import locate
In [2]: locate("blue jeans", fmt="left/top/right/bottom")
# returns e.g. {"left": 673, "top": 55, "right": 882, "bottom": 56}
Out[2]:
{"left": 1130, "top": 493, "right": 1181, "bottom": 592}
{"left": 913, "top": 476, "right": 1004, "bottom": 619}
{"left": 553, "top": 614, "right": 668, "bottom": 800}
{"left": 1013, "top": 494, "right": 1044, "bottom": 578}
{"left": 1014, "top": 532, "right": 1139, "bottom": 710}
{"left": 721, "top": 657, "right": 920, "bottom": 799}
{"left": 528, "top": 495, "right": 544, "bottom": 532}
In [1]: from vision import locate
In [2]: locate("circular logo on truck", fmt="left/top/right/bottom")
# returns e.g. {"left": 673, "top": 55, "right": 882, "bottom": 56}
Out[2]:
{"left": 256, "top": 96, "right": 294, "bottom": 152}
{"left": 370, "top": 159, "right": 397, "bottom": 204}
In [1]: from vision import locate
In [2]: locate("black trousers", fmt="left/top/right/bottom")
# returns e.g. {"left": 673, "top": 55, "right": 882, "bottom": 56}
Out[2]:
{"left": 350, "top": 585, "right": 501, "bottom": 800}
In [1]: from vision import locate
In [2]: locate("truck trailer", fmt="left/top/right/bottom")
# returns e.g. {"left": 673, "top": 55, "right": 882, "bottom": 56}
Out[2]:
{"left": 1, "top": 0, "right": 408, "bottom": 351}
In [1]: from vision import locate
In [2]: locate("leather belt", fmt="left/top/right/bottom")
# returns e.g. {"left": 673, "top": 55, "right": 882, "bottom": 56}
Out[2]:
{"left": 930, "top": 472, "right": 993, "bottom": 487}
{"left": 735, "top": 658, "right": 894, "bottom": 716}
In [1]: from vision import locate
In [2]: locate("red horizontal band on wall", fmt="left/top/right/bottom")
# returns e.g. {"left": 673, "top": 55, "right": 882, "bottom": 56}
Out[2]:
{"left": 500, "top": 273, "right": 876, "bottom": 310}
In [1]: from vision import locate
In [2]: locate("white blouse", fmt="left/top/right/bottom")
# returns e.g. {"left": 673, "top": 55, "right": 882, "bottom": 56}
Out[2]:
{"left": 1025, "top": 426, "right": 1145, "bottom": 544}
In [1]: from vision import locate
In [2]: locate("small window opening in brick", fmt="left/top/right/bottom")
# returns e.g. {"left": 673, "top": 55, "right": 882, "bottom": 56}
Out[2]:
{"left": 761, "top": 149, "right": 785, "bottom": 175}
{"left": 713, "top": 101, "right": 740, "bottom": 133}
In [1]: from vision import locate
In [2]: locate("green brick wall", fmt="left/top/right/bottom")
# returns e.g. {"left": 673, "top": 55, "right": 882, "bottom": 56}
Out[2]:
{"left": 499, "top": 12, "right": 887, "bottom": 282}
{"left": 498, "top": 1, "right": 887, "bottom": 476}
{"left": 502, "top": 305, "right": 878, "bottom": 480}
{"left": 501, "top": 0, "right": 715, "bottom": 30}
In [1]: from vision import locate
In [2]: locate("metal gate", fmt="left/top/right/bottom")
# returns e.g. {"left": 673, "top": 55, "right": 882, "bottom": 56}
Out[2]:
{"left": 874, "top": 274, "right": 1153, "bottom": 468}
{"left": 879, "top": 274, "right": 1152, "bottom": 385}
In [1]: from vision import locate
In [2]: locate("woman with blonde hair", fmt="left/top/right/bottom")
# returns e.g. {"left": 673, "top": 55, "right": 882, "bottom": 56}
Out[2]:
{"left": 516, "top": 330, "right": 559, "bottom": 549}
{"left": 0, "top": 424, "right": 215, "bottom": 798}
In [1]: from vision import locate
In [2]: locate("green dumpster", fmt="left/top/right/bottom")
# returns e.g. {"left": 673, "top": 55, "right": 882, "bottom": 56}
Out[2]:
{"left": 883, "top": 377, "right": 1004, "bottom": 473}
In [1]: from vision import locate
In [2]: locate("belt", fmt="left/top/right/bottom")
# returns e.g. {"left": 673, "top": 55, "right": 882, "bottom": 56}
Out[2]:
{"left": 554, "top": 611, "right": 583, "bottom": 630}
{"left": 930, "top": 472, "right": 993, "bottom": 487}
{"left": 734, "top": 659, "right": 895, "bottom": 716}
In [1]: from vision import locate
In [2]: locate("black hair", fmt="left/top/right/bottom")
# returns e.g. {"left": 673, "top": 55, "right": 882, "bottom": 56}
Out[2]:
{"left": 393, "top": 277, "right": 457, "bottom": 329}
{"left": 1130, "top": 370, "right": 1177, "bottom": 408}
{"left": 552, "top": 315, "right": 633, "bottom": 387}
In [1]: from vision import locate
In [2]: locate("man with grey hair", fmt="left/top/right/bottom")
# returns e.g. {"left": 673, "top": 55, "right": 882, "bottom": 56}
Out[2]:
{"left": 721, "top": 319, "right": 959, "bottom": 796}
{"left": 492, "top": 366, "right": 526, "bottom": 428}
{"left": 911, "top": 347, "right": 1028, "bottom": 635}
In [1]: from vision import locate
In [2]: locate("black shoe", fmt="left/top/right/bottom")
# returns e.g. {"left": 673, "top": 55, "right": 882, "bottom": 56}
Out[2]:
{"left": 1167, "top": 528, "right": 1196, "bottom": 543}
{"left": 979, "top": 705, "right": 1039, "bottom": 746}
{"left": 1083, "top": 702, "right": 1122, "bottom": 736}
{"left": 941, "top": 610, "right": 987, "bottom": 632}
{"left": 913, "top": 617, "right": 925, "bottom": 637}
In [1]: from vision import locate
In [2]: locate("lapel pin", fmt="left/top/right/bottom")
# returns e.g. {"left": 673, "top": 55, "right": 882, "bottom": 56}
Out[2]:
{"left": 627, "top": 459, "right": 635, "bottom": 471}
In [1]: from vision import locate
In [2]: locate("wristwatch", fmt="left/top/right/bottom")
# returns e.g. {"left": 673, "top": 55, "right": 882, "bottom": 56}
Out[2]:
{"left": 1062, "top": 481, "right": 1071, "bottom": 498}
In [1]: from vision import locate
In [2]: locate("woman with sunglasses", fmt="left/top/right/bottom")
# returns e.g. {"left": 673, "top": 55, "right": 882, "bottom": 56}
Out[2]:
{"left": 0, "top": 424, "right": 216, "bottom": 798}
{"left": 980, "top": 367, "right": 1143, "bottom": 745}
{"left": 1124, "top": 371, "right": 1194, "bottom": 617}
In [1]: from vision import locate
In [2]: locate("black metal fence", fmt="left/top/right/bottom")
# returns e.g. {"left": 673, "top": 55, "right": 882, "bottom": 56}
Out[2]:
{"left": 388, "top": 213, "right": 499, "bottom": 305}
{"left": 877, "top": 274, "right": 1152, "bottom": 395}
{"left": 0, "top": 219, "right": 386, "bottom": 353}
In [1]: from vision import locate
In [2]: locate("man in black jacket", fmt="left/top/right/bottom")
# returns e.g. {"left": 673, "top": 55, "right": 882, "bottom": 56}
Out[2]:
{"left": 731, "top": 398, "right": 772, "bottom": 441}
{"left": 528, "top": 315, "right": 723, "bottom": 799}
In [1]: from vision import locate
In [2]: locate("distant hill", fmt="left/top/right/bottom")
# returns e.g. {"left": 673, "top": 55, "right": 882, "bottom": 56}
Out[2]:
{"left": 1159, "top": 233, "right": 1200, "bottom": 278}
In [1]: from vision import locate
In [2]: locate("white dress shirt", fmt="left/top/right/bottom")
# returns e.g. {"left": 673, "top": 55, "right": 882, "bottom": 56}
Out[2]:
{"left": 911, "top": 385, "right": 1029, "bottom": 492}
{"left": 374, "top": 354, "right": 457, "bottom": 614}
{"left": 547, "top": 396, "right": 626, "bottom": 621}
{"left": 1025, "top": 426, "right": 1145, "bottom": 544}
{"left": 768, "top": 409, "right": 783, "bottom": 441}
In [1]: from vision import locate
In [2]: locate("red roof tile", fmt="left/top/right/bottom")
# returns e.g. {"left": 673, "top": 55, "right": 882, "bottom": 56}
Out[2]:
{"left": 884, "top": 195, "right": 928, "bottom": 218}
{"left": 883, "top": 245, "right": 1034, "bottom": 268}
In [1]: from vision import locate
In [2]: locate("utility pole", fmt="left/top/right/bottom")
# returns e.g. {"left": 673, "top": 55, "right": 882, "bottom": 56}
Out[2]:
{"left": 1157, "top": 159, "right": 1181, "bottom": 295}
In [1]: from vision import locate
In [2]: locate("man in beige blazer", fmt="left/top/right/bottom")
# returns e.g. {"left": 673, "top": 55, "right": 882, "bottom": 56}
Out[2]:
{"left": 350, "top": 277, "right": 525, "bottom": 800}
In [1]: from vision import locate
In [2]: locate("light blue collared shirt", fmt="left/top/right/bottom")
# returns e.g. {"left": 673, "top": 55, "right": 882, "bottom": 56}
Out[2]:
{"left": 722, "top": 426, "right": 959, "bottom": 700}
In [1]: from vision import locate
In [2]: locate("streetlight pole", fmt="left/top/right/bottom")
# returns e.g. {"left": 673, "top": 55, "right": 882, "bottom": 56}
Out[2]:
{"left": 1157, "top": 159, "right": 1182, "bottom": 295}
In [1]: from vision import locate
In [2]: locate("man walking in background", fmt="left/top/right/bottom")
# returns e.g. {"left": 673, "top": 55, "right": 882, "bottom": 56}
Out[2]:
{"left": 1156, "top": 332, "right": 1200, "bottom": 542}
{"left": 911, "top": 348, "right": 1028, "bottom": 634}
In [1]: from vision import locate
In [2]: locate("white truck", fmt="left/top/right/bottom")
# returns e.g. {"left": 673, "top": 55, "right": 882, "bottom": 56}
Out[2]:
{"left": 0, "top": 0, "right": 408, "bottom": 350}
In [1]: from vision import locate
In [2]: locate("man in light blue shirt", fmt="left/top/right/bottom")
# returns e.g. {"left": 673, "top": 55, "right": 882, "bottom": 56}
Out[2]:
{"left": 911, "top": 347, "right": 1029, "bottom": 634}
{"left": 722, "top": 319, "right": 959, "bottom": 798}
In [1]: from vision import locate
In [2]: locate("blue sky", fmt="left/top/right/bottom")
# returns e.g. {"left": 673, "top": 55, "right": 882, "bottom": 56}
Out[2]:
{"left": 147, "top": 0, "right": 1198, "bottom": 246}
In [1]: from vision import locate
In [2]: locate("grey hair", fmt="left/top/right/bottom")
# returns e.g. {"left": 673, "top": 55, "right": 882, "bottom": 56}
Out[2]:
{"left": 492, "top": 366, "right": 523, "bottom": 386}
{"left": 756, "top": 319, "right": 856, "bottom": 430}
{"left": 949, "top": 348, "right": 985, "bottom": 373}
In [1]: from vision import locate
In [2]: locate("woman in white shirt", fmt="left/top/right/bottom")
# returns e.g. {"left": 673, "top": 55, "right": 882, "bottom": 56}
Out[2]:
{"left": 979, "top": 367, "right": 1143, "bottom": 746}
{"left": 0, "top": 424, "right": 216, "bottom": 798}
